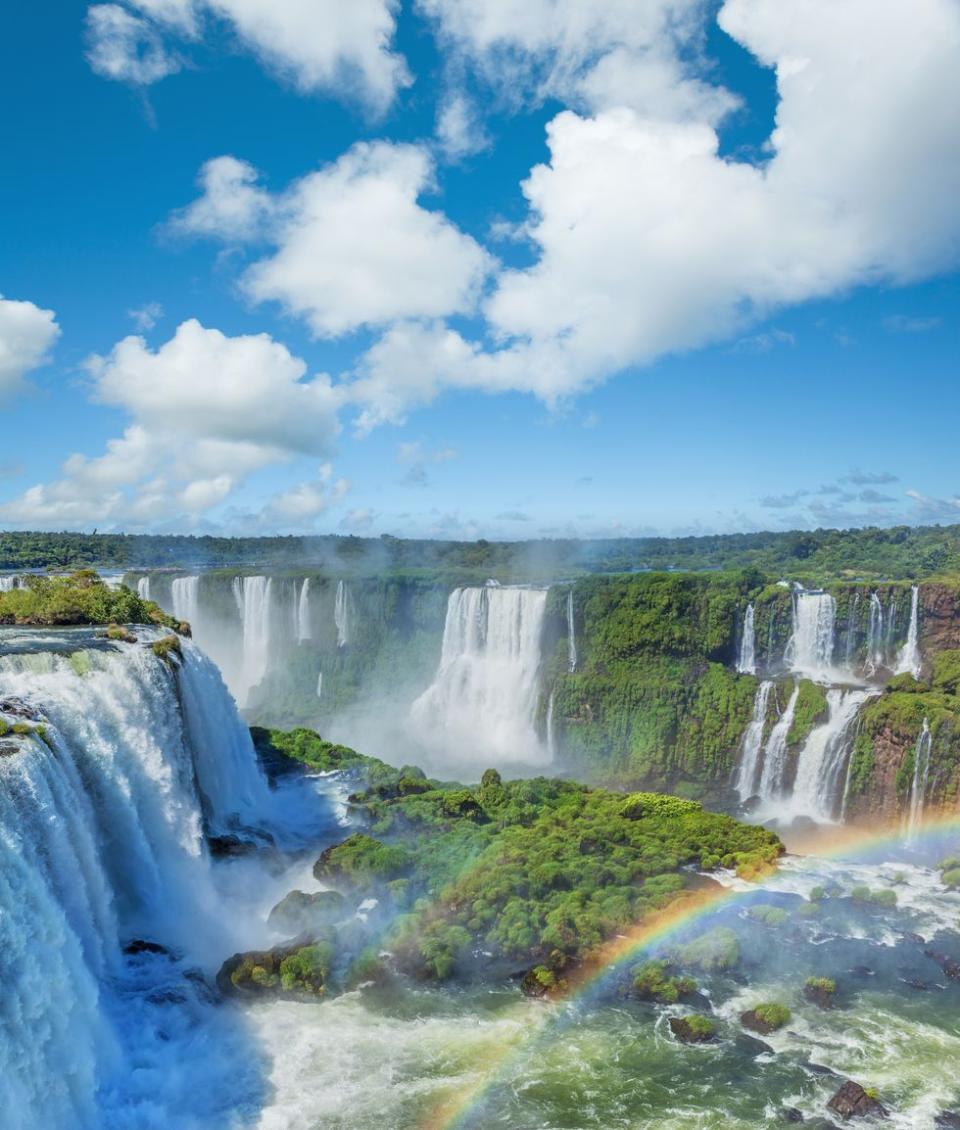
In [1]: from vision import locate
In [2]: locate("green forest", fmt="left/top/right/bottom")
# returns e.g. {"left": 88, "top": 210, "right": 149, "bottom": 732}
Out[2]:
{"left": 1, "top": 522, "right": 960, "bottom": 580}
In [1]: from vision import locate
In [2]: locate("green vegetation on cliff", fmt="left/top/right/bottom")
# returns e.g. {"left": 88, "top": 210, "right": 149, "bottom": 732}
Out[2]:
{"left": 846, "top": 650, "right": 960, "bottom": 818}
{"left": 542, "top": 573, "right": 764, "bottom": 793}
{"left": 0, "top": 570, "right": 179, "bottom": 629}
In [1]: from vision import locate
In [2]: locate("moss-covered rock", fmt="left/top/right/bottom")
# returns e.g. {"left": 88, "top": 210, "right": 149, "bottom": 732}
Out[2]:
{"left": 216, "top": 937, "right": 334, "bottom": 1001}
{"left": 631, "top": 959, "right": 697, "bottom": 1003}
{"left": 741, "top": 1002, "right": 791, "bottom": 1034}
{"left": 804, "top": 976, "right": 837, "bottom": 1008}
{"left": 669, "top": 1014, "right": 717, "bottom": 1043}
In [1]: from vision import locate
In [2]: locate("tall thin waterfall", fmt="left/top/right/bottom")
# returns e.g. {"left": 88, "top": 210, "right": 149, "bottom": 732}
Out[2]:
{"left": 894, "top": 585, "right": 922, "bottom": 678}
{"left": 0, "top": 574, "right": 23, "bottom": 592}
{"left": 567, "top": 590, "right": 577, "bottom": 673}
{"left": 316, "top": 671, "right": 323, "bottom": 699}
{"left": 136, "top": 575, "right": 151, "bottom": 601}
{"left": 757, "top": 683, "right": 800, "bottom": 800}
{"left": 410, "top": 586, "right": 550, "bottom": 765}
{"left": 735, "top": 679, "right": 773, "bottom": 800}
{"left": 297, "top": 578, "right": 312, "bottom": 642}
{"left": 546, "top": 687, "right": 557, "bottom": 757}
{"left": 334, "top": 580, "right": 349, "bottom": 648}
{"left": 844, "top": 592, "right": 860, "bottom": 668}
{"left": 171, "top": 575, "right": 200, "bottom": 627}
{"left": 905, "top": 719, "right": 932, "bottom": 844}
{"left": 785, "top": 592, "right": 836, "bottom": 679}
{"left": 865, "top": 593, "right": 885, "bottom": 675}
{"left": 737, "top": 604, "right": 757, "bottom": 675}
{"left": 231, "top": 576, "right": 273, "bottom": 706}
{"left": 787, "top": 688, "right": 874, "bottom": 822}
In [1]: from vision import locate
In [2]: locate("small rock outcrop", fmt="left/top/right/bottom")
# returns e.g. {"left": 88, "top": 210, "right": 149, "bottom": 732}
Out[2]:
{"left": 668, "top": 1014, "right": 716, "bottom": 1043}
{"left": 267, "top": 889, "right": 346, "bottom": 935}
{"left": 826, "top": 1080, "right": 887, "bottom": 1120}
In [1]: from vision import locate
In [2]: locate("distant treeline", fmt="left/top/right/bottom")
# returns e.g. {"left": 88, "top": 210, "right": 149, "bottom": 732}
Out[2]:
{"left": 0, "top": 524, "right": 958, "bottom": 580}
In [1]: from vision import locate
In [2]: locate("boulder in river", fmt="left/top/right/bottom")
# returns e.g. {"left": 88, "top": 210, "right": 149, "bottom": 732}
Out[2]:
{"left": 668, "top": 1014, "right": 716, "bottom": 1043}
{"left": 826, "top": 1080, "right": 887, "bottom": 1120}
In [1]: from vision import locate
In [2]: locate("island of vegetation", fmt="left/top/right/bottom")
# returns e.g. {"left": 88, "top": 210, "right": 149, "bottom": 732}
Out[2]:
{"left": 220, "top": 727, "right": 783, "bottom": 1001}
{"left": 0, "top": 570, "right": 181, "bottom": 630}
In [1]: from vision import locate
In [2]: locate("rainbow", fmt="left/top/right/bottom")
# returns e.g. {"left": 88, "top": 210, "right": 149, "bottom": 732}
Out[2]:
{"left": 418, "top": 811, "right": 960, "bottom": 1130}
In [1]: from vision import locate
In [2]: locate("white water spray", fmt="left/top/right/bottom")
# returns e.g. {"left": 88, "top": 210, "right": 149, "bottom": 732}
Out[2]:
{"left": 297, "top": 578, "right": 312, "bottom": 642}
{"left": 231, "top": 576, "right": 273, "bottom": 707}
{"left": 894, "top": 585, "right": 922, "bottom": 678}
{"left": 786, "top": 688, "right": 874, "bottom": 822}
{"left": 756, "top": 683, "right": 800, "bottom": 801}
{"left": 170, "top": 575, "right": 200, "bottom": 628}
{"left": 334, "top": 580, "right": 349, "bottom": 648}
{"left": 866, "top": 592, "right": 885, "bottom": 676}
{"left": 735, "top": 679, "right": 772, "bottom": 800}
{"left": 136, "top": 576, "right": 150, "bottom": 601}
{"left": 737, "top": 604, "right": 757, "bottom": 675}
{"left": 411, "top": 586, "right": 549, "bottom": 766}
{"left": 785, "top": 591, "right": 836, "bottom": 679}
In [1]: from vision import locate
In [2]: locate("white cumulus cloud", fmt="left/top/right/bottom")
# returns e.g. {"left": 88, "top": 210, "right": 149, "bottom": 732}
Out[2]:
{"left": 175, "top": 143, "right": 494, "bottom": 338}
{"left": 0, "top": 296, "right": 60, "bottom": 397}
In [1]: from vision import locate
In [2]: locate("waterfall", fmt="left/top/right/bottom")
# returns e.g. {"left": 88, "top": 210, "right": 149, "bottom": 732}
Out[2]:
{"left": 865, "top": 592, "right": 885, "bottom": 676}
{"left": 756, "top": 683, "right": 800, "bottom": 800}
{"left": 0, "top": 628, "right": 308, "bottom": 1128}
{"left": 546, "top": 688, "right": 557, "bottom": 758}
{"left": 566, "top": 590, "right": 577, "bottom": 673}
{"left": 231, "top": 576, "right": 273, "bottom": 707}
{"left": 0, "top": 575, "right": 23, "bottom": 592}
{"left": 297, "top": 578, "right": 312, "bottom": 642}
{"left": 844, "top": 592, "right": 860, "bottom": 668}
{"left": 334, "top": 580, "right": 349, "bottom": 648}
{"left": 905, "top": 718, "right": 932, "bottom": 844}
{"left": 170, "top": 575, "right": 200, "bottom": 627}
{"left": 316, "top": 671, "right": 323, "bottom": 700}
{"left": 894, "top": 585, "right": 922, "bottom": 677}
{"left": 787, "top": 688, "right": 874, "bottom": 822}
{"left": 136, "top": 576, "right": 150, "bottom": 601}
{"left": 735, "top": 679, "right": 773, "bottom": 800}
{"left": 410, "top": 586, "right": 549, "bottom": 765}
{"left": 784, "top": 591, "right": 836, "bottom": 679}
{"left": 737, "top": 604, "right": 757, "bottom": 675}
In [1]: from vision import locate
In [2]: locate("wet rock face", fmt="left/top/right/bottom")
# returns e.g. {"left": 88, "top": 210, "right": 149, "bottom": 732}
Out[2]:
{"left": 935, "top": 1113, "right": 960, "bottom": 1129}
{"left": 826, "top": 1080, "right": 887, "bottom": 1120}
{"left": 925, "top": 949, "right": 960, "bottom": 981}
{"left": 0, "top": 697, "right": 42, "bottom": 721}
{"left": 267, "top": 889, "right": 346, "bottom": 936}
{"left": 920, "top": 586, "right": 960, "bottom": 656}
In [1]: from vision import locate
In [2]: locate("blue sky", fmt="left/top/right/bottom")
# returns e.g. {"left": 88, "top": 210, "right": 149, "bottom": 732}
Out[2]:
{"left": 1, "top": 0, "right": 958, "bottom": 539}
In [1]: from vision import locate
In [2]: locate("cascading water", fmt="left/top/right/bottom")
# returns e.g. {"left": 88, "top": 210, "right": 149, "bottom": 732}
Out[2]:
{"left": 334, "top": 580, "right": 349, "bottom": 648}
{"left": 410, "top": 586, "right": 550, "bottom": 766}
{"left": 231, "top": 576, "right": 273, "bottom": 707}
{"left": 905, "top": 718, "right": 932, "bottom": 844}
{"left": 865, "top": 592, "right": 885, "bottom": 676}
{"left": 297, "top": 578, "right": 312, "bottom": 642}
{"left": 784, "top": 591, "right": 836, "bottom": 680}
{"left": 844, "top": 591, "right": 860, "bottom": 668}
{"left": 785, "top": 688, "right": 874, "bottom": 822}
{"left": 170, "top": 575, "right": 200, "bottom": 627}
{"left": 894, "top": 585, "right": 922, "bottom": 678}
{"left": 0, "top": 632, "right": 277, "bottom": 1128}
{"left": 737, "top": 604, "right": 757, "bottom": 675}
{"left": 546, "top": 687, "right": 556, "bottom": 757}
{"left": 756, "top": 683, "right": 800, "bottom": 801}
{"left": 136, "top": 576, "right": 150, "bottom": 601}
{"left": 735, "top": 679, "right": 772, "bottom": 800}
{"left": 567, "top": 589, "right": 577, "bottom": 673}
{"left": 316, "top": 671, "right": 323, "bottom": 699}
{"left": 0, "top": 575, "right": 23, "bottom": 592}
